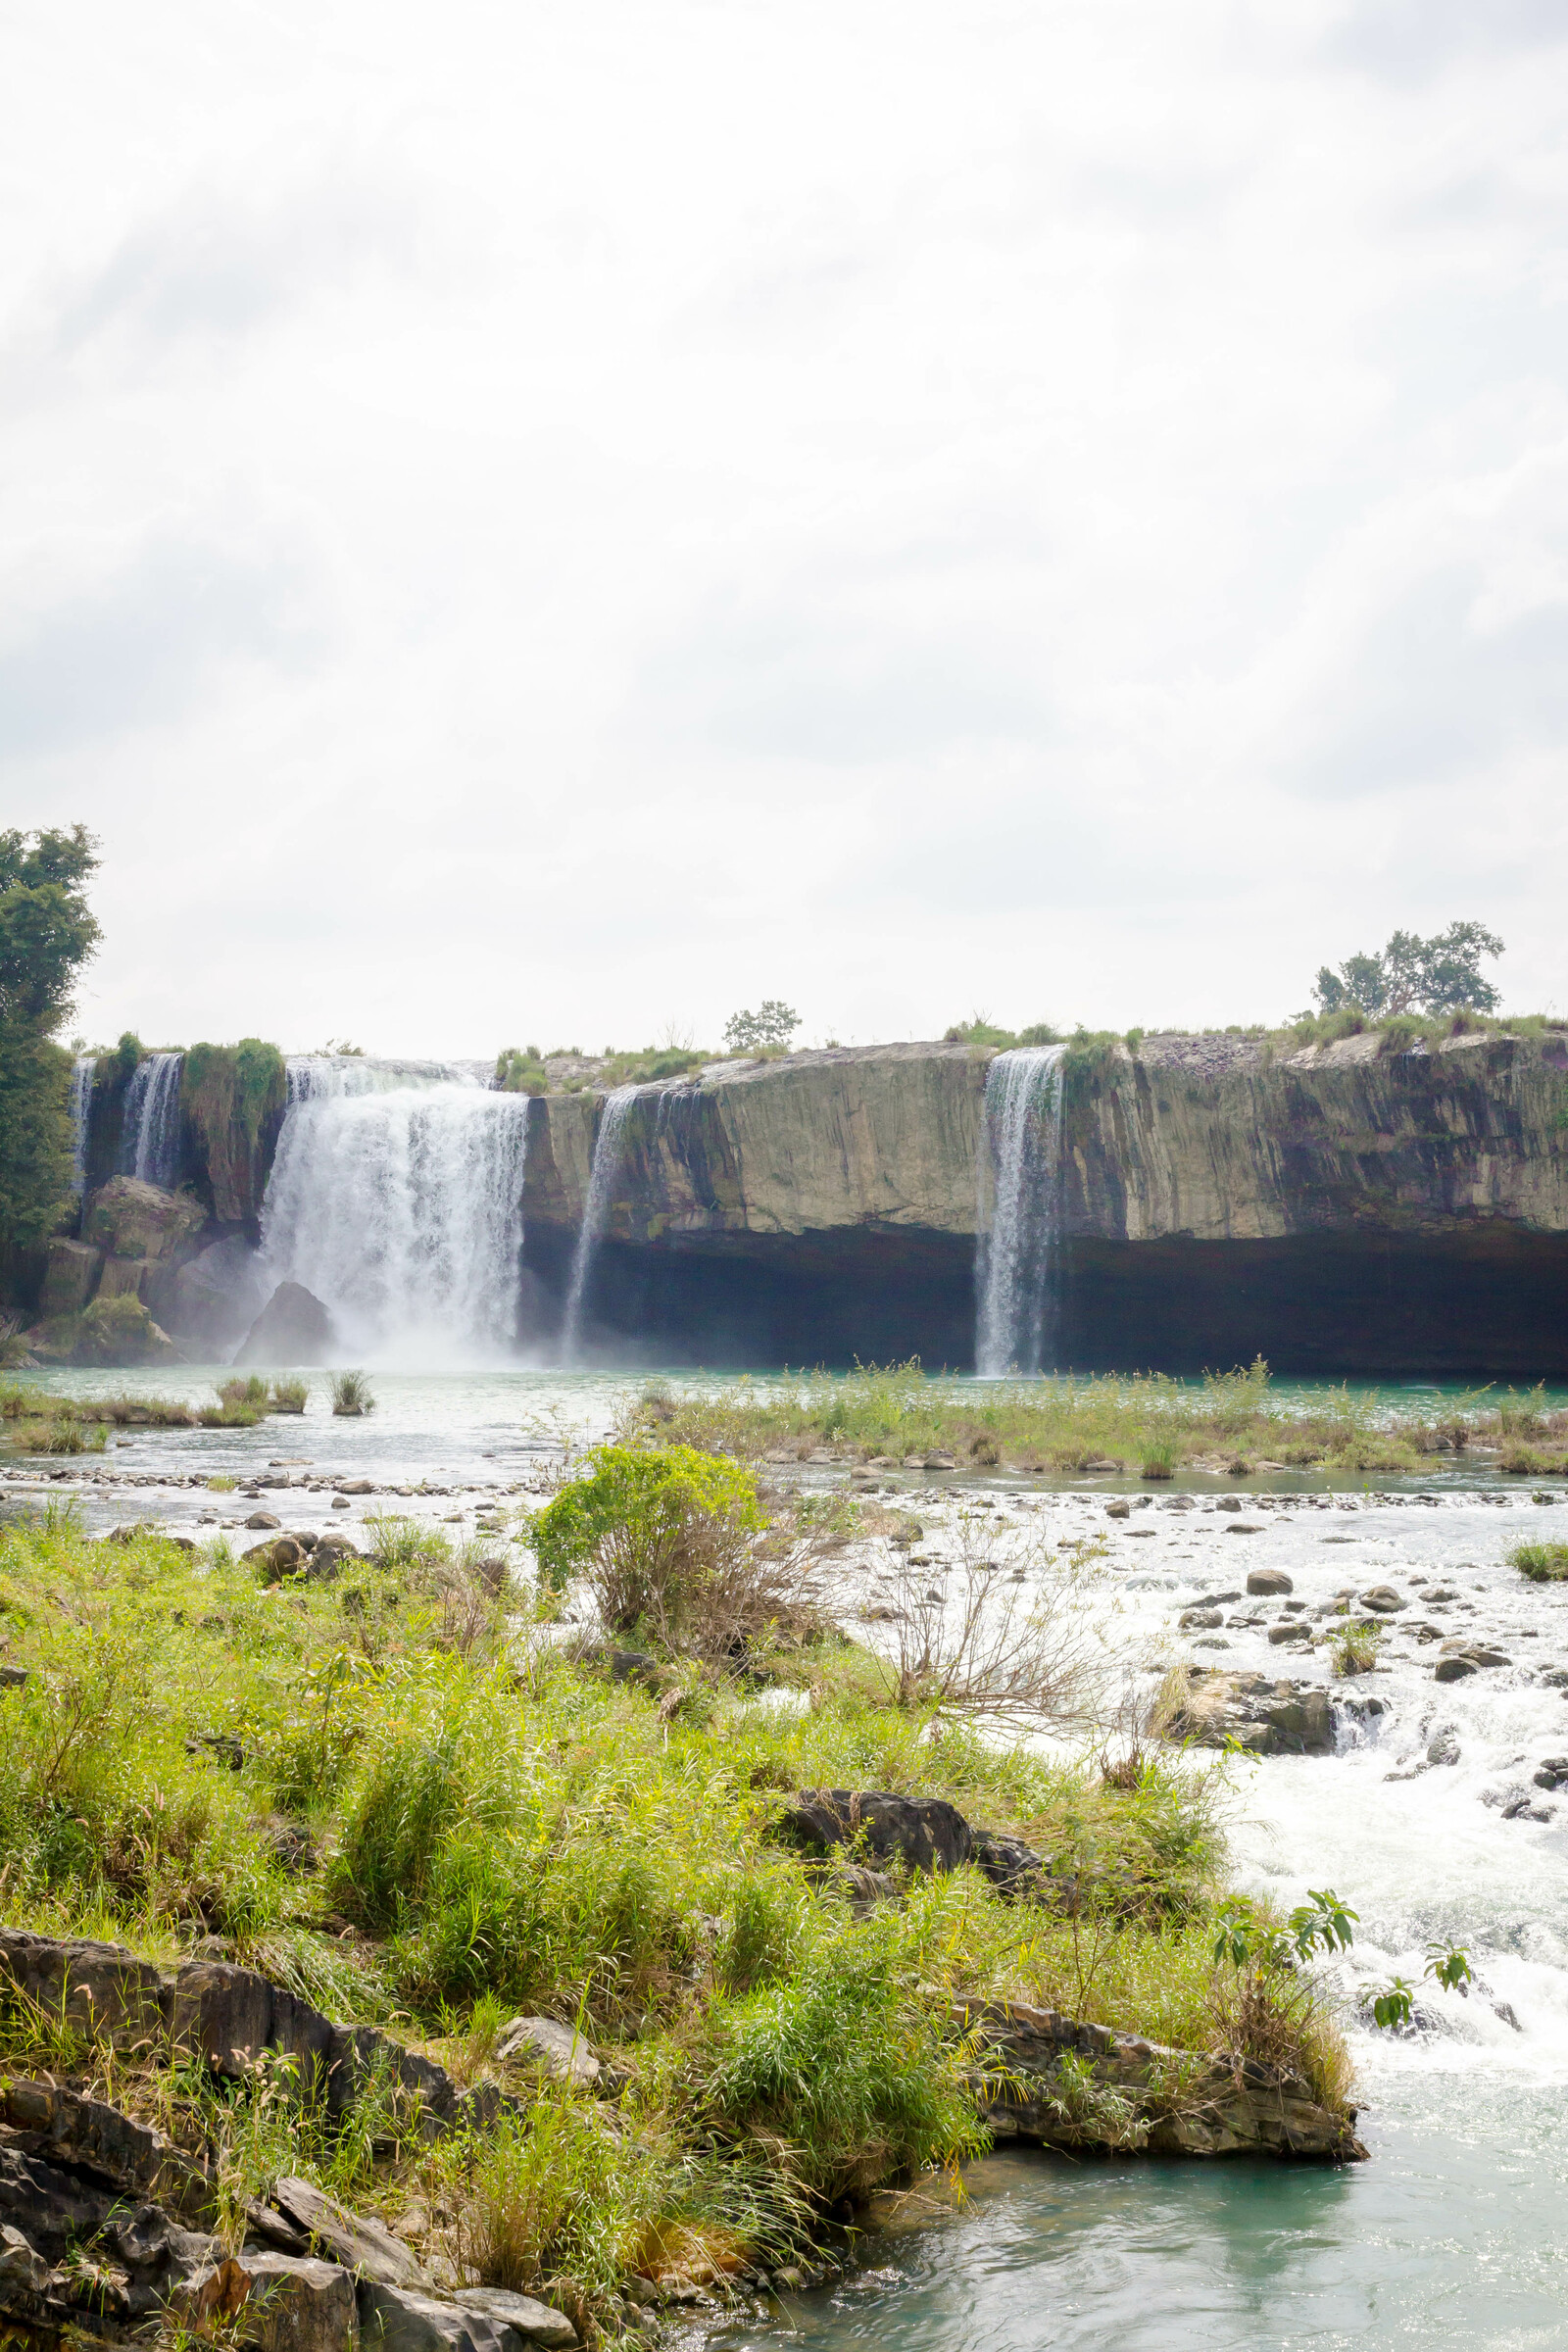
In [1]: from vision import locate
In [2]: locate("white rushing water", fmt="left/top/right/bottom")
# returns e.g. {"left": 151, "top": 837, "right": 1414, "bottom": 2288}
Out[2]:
{"left": 975, "top": 1044, "right": 1067, "bottom": 1376}
{"left": 257, "top": 1057, "right": 530, "bottom": 1363}
{"left": 68, "top": 1054, "right": 94, "bottom": 1196}
{"left": 117, "top": 1051, "right": 184, "bottom": 1188}
{"left": 560, "top": 1085, "right": 640, "bottom": 1362}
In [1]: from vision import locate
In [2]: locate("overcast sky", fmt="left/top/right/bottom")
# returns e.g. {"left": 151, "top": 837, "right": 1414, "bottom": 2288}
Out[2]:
{"left": 4, "top": 0, "right": 1565, "bottom": 1056}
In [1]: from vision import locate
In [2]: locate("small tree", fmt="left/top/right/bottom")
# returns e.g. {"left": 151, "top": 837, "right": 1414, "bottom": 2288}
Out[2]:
{"left": 1312, "top": 922, "right": 1502, "bottom": 1020}
{"left": 723, "top": 1001, "right": 799, "bottom": 1054}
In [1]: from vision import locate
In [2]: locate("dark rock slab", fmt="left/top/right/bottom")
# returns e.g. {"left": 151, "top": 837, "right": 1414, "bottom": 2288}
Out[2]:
{"left": 237, "top": 1282, "right": 339, "bottom": 1368}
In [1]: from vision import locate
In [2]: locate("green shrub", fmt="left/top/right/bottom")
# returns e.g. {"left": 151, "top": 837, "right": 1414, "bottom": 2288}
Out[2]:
{"left": 270, "top": 1377, "right": 308, "bottom": 1413}
{"left": 530, "top": 1444, "right": 765, "bottom": 1638}
{"left": 1511, "top": 1542, "right": 1568, "bottom": 1584}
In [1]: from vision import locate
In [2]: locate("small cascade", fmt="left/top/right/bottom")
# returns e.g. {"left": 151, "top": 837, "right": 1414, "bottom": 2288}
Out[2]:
{"left": 118, "top": 1052, "right": 184, "bottom": 1189}
{"left": 69, "top": 1054, "right": 95, "bottom": 1196}
{"left": 560, "top": 1086, "right": 640, "bottom": 1361}
{"left": 974, "top": 1043, "right": 1068, "bottom": 1376}
{"left": 257, "top": 1058, "right": 530, "bottom": 1361}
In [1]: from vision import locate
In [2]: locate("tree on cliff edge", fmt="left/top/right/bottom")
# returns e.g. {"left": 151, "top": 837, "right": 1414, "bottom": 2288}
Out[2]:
{"left": 1313, "top": 921, "right": 1503, "bottom": 1021}
{"left": 0, "top": 827, "right": 100, "bottom": 1251}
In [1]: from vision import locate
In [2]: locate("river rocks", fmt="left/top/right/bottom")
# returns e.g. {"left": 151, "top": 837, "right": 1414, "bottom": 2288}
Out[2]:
{"left": 1532, "top": 1757, "right": 1568, "bottom": 1789}
{"left": 1267, "top": 1622, "right": 1312, "bottom": 1645}
{"left": 1246, "top": 1569, "right": 1294, "bottom": 1595}
{"left": 953, "top": 1996, "right": 1365, "bottom": 2163}
{"left": 236, "top": 2250, "right": 360, "bottom": 2352}
{"left": 781, "top": 1790, "right": 974, "bottom": 1876}
{"left": 1435, "top": 1642, "right": 1510, "bottom": 1682}
{"left": 1105, "top": 1499, "right": 1131, "bottom": 1519}
{"left": 246, "top": 1510, "right": 282, "bottom": 1530}
{"left": 1427, "top": 1728, "right": 1461, "bottom": 1765}
{"left": 492, "top": 2016, "right": 601, "bottom": 2085}
{"left": 778, "top": 1789, "right": 1052, "bottom": 1901}
{"left": 454, "top": 2287, "right": 580, "bottom": 2348}
{"left": 1180, "top": 1607, "right": 1224, "bottom": 1630}
{"left": 1163, "top": 1670, "right": 1334, "bottom": 1755}
{"left": 358, "top": 2281, "right": 577, "bottom": 2352}
{"left": 237, "top": 1283, "right": 339, "bottom": 1368}
{"left": 1359, "top": 1587, "right": 1407, "bottom": 1613}
{"left": 270, "top": 2180, "right": 425, "bottom": 2288}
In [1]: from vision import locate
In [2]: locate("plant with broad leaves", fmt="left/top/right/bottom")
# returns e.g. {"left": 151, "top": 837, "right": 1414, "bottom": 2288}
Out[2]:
{"left": 1211, "top": 1888, "right": 1359, "bottom": 1973}
{"left": 1368, "top": 1939, "right": 1473, "bottom": 2032}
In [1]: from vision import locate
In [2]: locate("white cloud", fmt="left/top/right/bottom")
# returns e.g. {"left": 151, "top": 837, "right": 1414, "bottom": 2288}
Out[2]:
{"left": 1, "top": 0, "right": 1564, "bottom": 1053}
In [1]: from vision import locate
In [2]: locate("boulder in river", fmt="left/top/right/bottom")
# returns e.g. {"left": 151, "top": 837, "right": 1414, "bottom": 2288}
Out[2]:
{"left": 236, "top": 1282, "right": 338, "bottom": 1367}
{"left": 1163, "top": 1669, "right": 1334, "bottom": 1754}
{"left": 1247, "top": 1569, "right": 1294, "bottom": 1595}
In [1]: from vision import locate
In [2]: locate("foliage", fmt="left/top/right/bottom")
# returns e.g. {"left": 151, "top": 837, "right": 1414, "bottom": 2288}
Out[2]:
{"left": 0, "top": 826, "right": 101, "bottom": 1031}
{"left": 496, "top": 1049, "right": 550, "bottom": 1095}
{"left": 270, "top": 1377, "right": 308, "bottom": 1413}
{"left": 723, "top": 1002, "right": 799, "bottom": 1054}
{"left": 1510, "top": 1541, "right": 1568, "bottom": 1583}
{"left": 1312, "top": 921, "right": 1503, "bottom": 1020}
{"left": 181, "top": 1040, "right": 287, "bottom": 1217}
{"left": 627, "top": 1356, "right": 1478, "bottom": 1480}
{"left": 1369, "top": 1939, "right": 1473, "bottom": 2030}
{"left": 531, "top": 1444, "right": 784, "bottom": 1650}
{"left": 1327, "top": 1619, "right": 1384, "bottom": 1676}
{"left": 0, "top": 823, "right": 99, "bottom": 1251}
{"left": 943, "top": 1016, "right": 1060, "bottom": 1049}
{"left": 332, "top": 1369, "right": 375, "bottom": 1416}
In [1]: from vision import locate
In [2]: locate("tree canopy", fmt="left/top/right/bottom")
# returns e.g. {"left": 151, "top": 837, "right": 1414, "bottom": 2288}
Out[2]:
{"left": 1312, "top": 921, "right": 1503, "bottom": 1021}
{"left": 0, "top": 826, "right": 100, "bottom": 1252}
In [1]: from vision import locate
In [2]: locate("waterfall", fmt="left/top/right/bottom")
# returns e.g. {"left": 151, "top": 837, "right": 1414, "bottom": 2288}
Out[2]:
{"left": 975, "top": 1044, "right": 1068, "bottom": 1376}
{"left": 69, "top": 1054, "right": 95, "bottom": 1196}
{"left": 118, "top": 1052, "right": 184, "bottom": 1188}
{"left": 257, "top": 1058, "right": 530, "bottom": 1362}
{"left": 560, "top": 1086, "right": 640, "bottom": 1361}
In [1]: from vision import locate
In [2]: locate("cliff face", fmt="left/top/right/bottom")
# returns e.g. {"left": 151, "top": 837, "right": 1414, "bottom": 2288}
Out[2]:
{"left": 527, "top": 1030, "right": 1568, "bottom": 1247}
{"left": 521, "top": 1032, "right": 1568, "bottom": 1373}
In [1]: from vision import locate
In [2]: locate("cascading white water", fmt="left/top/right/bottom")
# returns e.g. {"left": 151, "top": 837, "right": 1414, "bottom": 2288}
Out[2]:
{"left": 560, "top": 1086, "right": 640, "bottom": 1362}
{"left": 975, "top": 1044, "right": 1067, "bottom": 1376}
{"left": 69, "top": 1054, "right": 94, "bottom": 1196}
{"left": 118, "top": 1052, "right": 184, "bottom": 1188}
{"left": 257, "top": 1057, "right": 530, "bottom": 1362}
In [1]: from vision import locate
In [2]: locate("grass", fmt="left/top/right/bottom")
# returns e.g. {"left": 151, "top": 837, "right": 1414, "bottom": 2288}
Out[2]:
{"left": 1328, "top": 1621, "right": 1384, "bottom": 1677}
{"left": 627, "top": 1358, "right": 1543, "bottom": 1481}
{"left": 332, "top": 1369, "right": 375, "bottom": 1416}
{"left": 1, "top": 1385, "right": 203, "bottom": 1450}
{"left": 1511, "top": 1542, "right": 1568, "bottom": 1584}
{"left": 0, "top": 1494, "right": 1356, "bottom": 2319}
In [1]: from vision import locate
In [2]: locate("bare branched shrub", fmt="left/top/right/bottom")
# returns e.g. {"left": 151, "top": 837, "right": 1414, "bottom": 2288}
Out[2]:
{"left": 864, "top": 1508, "right": 1108, "bottom": 1725}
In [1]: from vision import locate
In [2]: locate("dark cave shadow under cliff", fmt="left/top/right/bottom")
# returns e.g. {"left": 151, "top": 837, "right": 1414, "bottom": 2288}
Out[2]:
{"left": 520, "top": 1223, "right": 1568, "bottom": 1378}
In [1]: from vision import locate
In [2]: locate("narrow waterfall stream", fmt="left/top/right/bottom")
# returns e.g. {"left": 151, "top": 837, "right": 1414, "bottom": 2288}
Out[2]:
{"left": 69, "top": 1054, "right": 94, "bottom": 1196}
{"left": 560, "top": 1085, "right": 640, "bottom": 1361}
{"left": 257, "top": 1057, "right": 530, "bottom": 1362}
{"left": 975, "top": 1045, "right": 1067, "bottom": 1375}
{"left": 118, "top": 1051, "right": 184, "bottom": 1188}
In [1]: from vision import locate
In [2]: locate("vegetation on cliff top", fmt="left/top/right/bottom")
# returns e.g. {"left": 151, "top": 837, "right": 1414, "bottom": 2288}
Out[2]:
{"left": 0, "top": 1478, "right": 1354, "bottom": 2318}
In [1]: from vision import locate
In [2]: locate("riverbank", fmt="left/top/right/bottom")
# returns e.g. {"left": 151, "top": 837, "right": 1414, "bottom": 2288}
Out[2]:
{"left": 0, "top": 1434, "right": 1366, "bottom": 2344}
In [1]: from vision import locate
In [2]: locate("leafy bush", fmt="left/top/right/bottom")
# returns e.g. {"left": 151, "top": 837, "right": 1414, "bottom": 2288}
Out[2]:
{"left": 270, "top": 1377, "right": 308, "bottom": 1413}
{"left": 530, "top": 1445, "right": 770, "bottom": 1648}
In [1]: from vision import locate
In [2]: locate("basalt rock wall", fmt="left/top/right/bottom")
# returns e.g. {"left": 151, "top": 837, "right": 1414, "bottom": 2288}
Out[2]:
{"left": 521, "top": 1032, "right": 1568, "bottom": 1373}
